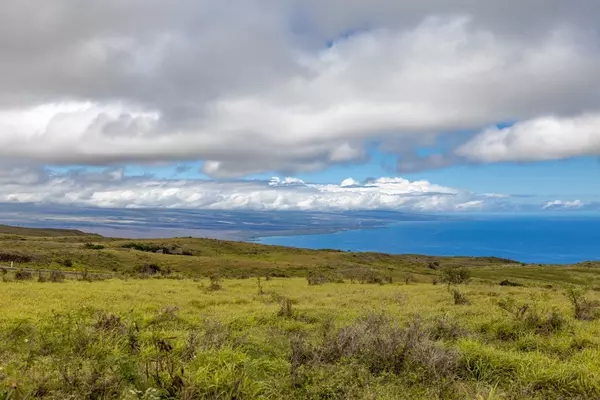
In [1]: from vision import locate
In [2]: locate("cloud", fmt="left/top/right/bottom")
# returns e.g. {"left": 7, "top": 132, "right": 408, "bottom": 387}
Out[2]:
{"left": 0, "top": 166, "right": 594, "bottom": 213}
{"left": 269, "top": 177, "right": 307, "bottom": 187}
{"left": 543, "top": 200, "right": 584, "bottom": 210}
{"left": 0, "top": 2, "right": 600, "bottom": 175}
{"left": 0, "top": 166, "right": 494, "bottom": 212}
{"left": 456, "top": 114, "right": 600, "bottom": 163}
{"left": 455, "top": 200, "right": 484, "bottom": 210}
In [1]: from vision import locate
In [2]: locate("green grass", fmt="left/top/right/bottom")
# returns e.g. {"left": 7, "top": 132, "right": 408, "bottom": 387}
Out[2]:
{"left": 1, "top": 276, "right": 600, "bottom": 399}
{"left": 2, "top": 225, "right": 600, "bottom": 398}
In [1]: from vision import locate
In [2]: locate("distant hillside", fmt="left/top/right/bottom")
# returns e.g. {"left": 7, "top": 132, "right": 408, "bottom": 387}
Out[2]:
{"left": 0, "top": 224, "right": 99, "bottom": 237}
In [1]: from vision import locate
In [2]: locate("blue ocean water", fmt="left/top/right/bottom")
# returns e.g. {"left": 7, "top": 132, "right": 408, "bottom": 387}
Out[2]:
{"left": 257, "top": 216, "right": 600, "bottom": 264}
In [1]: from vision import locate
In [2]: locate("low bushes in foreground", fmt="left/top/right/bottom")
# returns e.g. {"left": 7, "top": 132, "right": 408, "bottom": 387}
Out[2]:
{"left": 565, "top": 287, "right": 600, "bottom": 321}
{"left": 495, "top": 297, "right": 568, "bottom": 338}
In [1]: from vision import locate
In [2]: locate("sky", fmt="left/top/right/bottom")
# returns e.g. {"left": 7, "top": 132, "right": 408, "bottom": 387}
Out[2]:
{"left": 1, "top": 0, "right": 600, "bottom": 215}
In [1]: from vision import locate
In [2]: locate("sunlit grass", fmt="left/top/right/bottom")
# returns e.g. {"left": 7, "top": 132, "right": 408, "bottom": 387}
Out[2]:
{"left": 1, "top": 277, "right": 600, "bottom": 399}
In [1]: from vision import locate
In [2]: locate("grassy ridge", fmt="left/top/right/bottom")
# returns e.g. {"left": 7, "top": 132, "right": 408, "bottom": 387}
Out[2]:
{"left": 0, "top": 225, "right": 98, "bottom": 237}
{"left": 0, "top": 228, "right": 599, "bottom": 286}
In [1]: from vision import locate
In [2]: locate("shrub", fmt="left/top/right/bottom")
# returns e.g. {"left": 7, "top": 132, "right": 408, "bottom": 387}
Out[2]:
{"left": 122, "top": 242, "right": 192, "bottom": 256}
{"left": 14, "top": 269, "right": 33, "bottom": 281}
{"left": 208, "top": 275, "right": 222, "bottom": 291}
{"left": 122, "top": 242, "right": 163, "bottom": 252}
{"left": 60, "top": 259, "right": 74, "bottom": 268}
{"left": 83, "top": 243, "right": 105, "bottom": 250}
{"left": 565, "top": 287, "right": 600, "bottom": 321}
{"left": 291, "top": 313, "right": 459, "bottom": 382}
{"left": 427, "top": 261, "right": 440, "bottom": 270}
{"left": 440, "top": 267, "right": 471, "bottom": 285}
{"left": 37, "top": 271, "right": 47, "bottom": 283}
{"left": 93, "top": 312, "right": 125, "bottom": 334}
{"left": 452, "top": 289, "right": 470, "bottom": 305}
{"left": 79, "top": 269, "right": 93, "bottom": 282}
{"left": 278, "top": 297, "right": 296, "bottom": 318}
{"left": 133, "top": 263, "right": 163, "bottom": 276}
{"left": 497, "top": 297, "right": 567, "bottom": 336}
{"left": 306, "top": 271, "right": 343, "bottom": 286}
{"left": 344, "top": 268, "right": 391, "bottom": 285}
{"left": 0, "top": 252, "right": 33, "bottom": 263}
{"left": 497, "top": 298, "right": 529, "bottom": 320}
{"left": 500, "top": 279, "right": 523, "bottom": 287}
{"left": 256, "top": 277, "right": 264, "bottom": 295}
{"left": 201, "top": 319, "right": 233, "bottom": 350}
{"left": 49, "top": 270, "right": 66, "bottom": 283}
{"left": 429, "top": 316, "right": 467, "bottom": 341}
{"left": 307, "top": 272, "right": 328, "bottom": 286}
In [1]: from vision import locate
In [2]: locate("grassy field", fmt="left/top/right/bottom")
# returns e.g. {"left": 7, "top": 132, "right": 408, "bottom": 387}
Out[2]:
{"left": 1, "top": 227, "right": 600, "bottom": 399}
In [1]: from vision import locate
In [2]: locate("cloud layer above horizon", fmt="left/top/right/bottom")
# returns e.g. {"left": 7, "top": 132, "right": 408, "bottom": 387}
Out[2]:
{"left": 0, "top": 166, "right": 594, "bottom": 213}
{"left": 1, "top": 0, "right": 600, "bottom": 177}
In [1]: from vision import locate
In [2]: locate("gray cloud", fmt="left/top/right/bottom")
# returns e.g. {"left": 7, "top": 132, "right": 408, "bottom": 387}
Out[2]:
{"left": 0, "top": 1, "right": 600, "bottom": 175}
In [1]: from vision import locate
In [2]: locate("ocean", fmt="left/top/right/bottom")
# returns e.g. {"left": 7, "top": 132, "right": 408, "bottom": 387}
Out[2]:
{"left": 257, "top": 215, "right": 600, "bottom": 264}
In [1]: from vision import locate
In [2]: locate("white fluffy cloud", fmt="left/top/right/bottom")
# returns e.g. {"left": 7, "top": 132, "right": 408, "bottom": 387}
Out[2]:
{"left": 457, "top": 114, "right": 600, "bottom": 163}
{"left": 0, "top": 167, "right": 492, "bottom": 212}
{"left": 0, "top": 166, "right": 594, "bottom": 212}
{"left": 0, "top": 2, "right": 600, "bottom": 175}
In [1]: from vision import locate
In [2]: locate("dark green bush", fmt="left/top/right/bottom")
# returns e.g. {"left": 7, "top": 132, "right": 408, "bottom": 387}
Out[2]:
{"left": 0, "top": 252, "right": 33, "bottom": 263}
{"left": 427, "top": 261, "right": 440, "bottom": 270}
{"left": 133, "top": 263, "right": 167, "bottom": 276}
{"left": 440, "top": 267, "right": 471, "bottom": 285}
{"left": 500, "top": 279, "right": 523, "bottom": 287}
{"left": 15, "top": 269, "right": 33, "bottom": 280}
{"left": 83, "top": 243, "right": 105, "bottom": 250}
{"left": 122, "top": 242, "right": 192, "bottom": 256}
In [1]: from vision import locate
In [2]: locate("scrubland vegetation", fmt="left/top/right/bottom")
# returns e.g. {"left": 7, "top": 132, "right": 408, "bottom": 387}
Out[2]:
{"left": 1, "top": 227, "right": 600, "bottom": 399}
